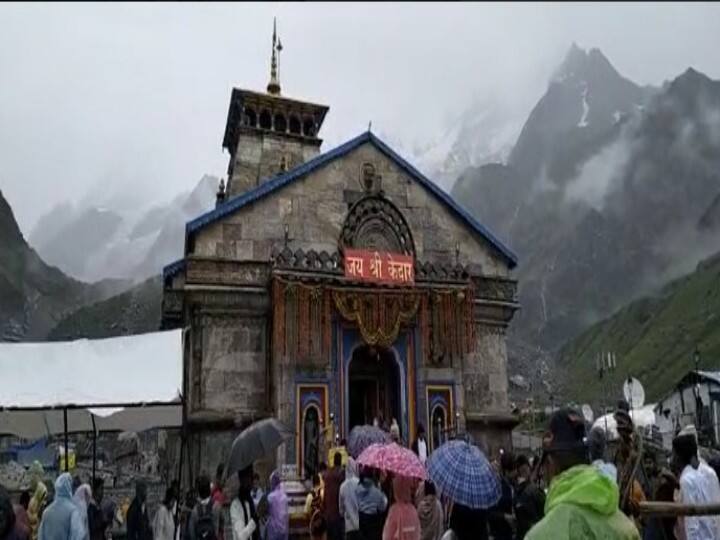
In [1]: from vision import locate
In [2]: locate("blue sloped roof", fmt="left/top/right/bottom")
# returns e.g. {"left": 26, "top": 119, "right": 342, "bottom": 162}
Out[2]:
{"left": 163, "top": 258, "right": 186, "bottom": 281}
{"left": 184, "top": 131, "right": 518, "bottom": 268}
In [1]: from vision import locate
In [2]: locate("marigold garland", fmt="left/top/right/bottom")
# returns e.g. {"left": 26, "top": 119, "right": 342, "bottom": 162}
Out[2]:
{"left": 271, "top": 277, "right": 475, "bottom": 364}
{"left": 332, "top": 290, "right": 421, "bottom": 348}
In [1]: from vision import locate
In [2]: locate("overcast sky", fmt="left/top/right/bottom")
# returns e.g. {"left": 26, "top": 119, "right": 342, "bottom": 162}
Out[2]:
{"left": 2, "top": 2, "right": 720, "bottom": 234}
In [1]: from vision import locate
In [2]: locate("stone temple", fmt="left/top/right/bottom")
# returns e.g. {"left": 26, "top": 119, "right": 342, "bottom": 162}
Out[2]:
{"left": 161, "top": 24, "right": 519, "bottom": 481}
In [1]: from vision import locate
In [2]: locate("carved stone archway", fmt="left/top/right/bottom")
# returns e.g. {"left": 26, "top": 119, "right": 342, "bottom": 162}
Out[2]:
{"left": 339, "top": 195, "right": 415, "bottom": 256}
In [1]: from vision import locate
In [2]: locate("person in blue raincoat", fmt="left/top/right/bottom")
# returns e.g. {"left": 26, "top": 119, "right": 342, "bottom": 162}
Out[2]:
{"left": 38, "top": 473, "right": 85, "bottom": 540}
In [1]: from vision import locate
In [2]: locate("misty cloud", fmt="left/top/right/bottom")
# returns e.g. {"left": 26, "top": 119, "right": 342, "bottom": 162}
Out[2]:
{"left": 1, "top": 3, "right": 720, "bottom": 235}
{"left": 564, "top": 133, "right": 631, "bottom": 210}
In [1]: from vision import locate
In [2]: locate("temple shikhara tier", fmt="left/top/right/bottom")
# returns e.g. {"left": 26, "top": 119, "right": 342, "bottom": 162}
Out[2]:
{"left": 161, "top": 21, "right": 520, "bottom": 480}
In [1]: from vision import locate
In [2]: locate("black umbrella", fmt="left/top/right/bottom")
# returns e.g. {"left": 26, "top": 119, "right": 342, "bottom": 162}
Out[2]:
{"left": 226, "top": 418, "right": 294, "bottom": 478}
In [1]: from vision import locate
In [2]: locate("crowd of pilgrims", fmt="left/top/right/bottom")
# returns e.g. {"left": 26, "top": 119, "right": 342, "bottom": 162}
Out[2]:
{"left": 3, "top": 407, "right": 720, "bottom": 540}
{"left": 299, "top": 448, "right": 544, "bottom": 540}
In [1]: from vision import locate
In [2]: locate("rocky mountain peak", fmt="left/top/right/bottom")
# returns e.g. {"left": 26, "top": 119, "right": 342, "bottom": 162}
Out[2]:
{"left": 667, "top": 67, "right": 719, "bottom": 101}
{"left": 509, "top": 44, "right": 649, "bottom": 187}
{"left": 453, "top": 47, "right": 720, "bottom": 404}
{"left": 0, "top": 190, "right": 25, "bottom": 251}
{"left": 28, "top": 174, "right": 218, "bottom": 283}
{"left": 554, "top": 44, "right": 620, "bottom": 86}
{"left": 561, "top": 42, "right": 585, "bottom": 68}
{"left": 646, "top": 67, "right": 720, "bottom": 129}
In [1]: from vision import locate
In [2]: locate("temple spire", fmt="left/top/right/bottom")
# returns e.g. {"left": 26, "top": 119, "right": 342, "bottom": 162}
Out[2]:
{"left": 267, "top": 18, "right": 282, "bottom": 95}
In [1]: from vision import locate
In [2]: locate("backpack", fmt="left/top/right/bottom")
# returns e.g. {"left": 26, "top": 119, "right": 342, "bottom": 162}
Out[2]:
{"left": 194, "top": 502, "right": 216, "bottom": 540}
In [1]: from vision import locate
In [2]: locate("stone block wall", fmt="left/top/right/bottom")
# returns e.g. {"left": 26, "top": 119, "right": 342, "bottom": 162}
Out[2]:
{"left": 462, "top": 323, "right": 516, "bottom": 456}
{"left": 194, "top": 141, "right": 511, "bottom": 278}
{"left": 173, "top": 136, "right": 520, "bottom": 471}
{"left": 228, "top": 132, "right": 320, "bottom": 198}
{"left": 463, "top": 325, "right": 510, "bottom": 412}
{"left": 196, "top": 316, "right": 267, "bottom": 413}
{"left": 185, "top": 287, "right": 270, "bottom": 420}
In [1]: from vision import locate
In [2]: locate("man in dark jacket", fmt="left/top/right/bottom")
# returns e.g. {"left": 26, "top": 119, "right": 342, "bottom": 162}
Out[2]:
{"left": 513, "top": 454, "right": 545, "bottom": 539}
{"left": 126, "top": 481, "right": 152, "bottom": 540}
{"left": 88, "top": 479, "right": 108, "bottom": 540}
{"left": 323, "top": 453, "right": 345, "bottom": 540}
{"left": 188, "top": 475, "right": 220, "bottom": 540}
{"left": 488, "top": 451, "right": 515, "bottom": 540}
{"left": 449, "top": 502, "right": 488, "bottom": 540}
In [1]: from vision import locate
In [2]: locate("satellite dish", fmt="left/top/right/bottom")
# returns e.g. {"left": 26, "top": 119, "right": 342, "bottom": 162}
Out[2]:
{"left": 623, "top": 377, "right": 646, "bottom": 409}
{"left": 581, "top": 404, "right": 594, "bottom": 423}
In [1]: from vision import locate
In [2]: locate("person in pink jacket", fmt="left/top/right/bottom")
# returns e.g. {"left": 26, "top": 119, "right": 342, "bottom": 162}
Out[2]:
{"left": 382, "top": 477, "right": 420, "bottom": 540}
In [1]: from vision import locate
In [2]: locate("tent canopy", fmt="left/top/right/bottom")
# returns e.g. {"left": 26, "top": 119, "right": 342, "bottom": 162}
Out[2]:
{"left": 592, "top": 404, "right": 657, "bottom": 441}
{"left": 0, "top": 330, "right": 184, "bottom": 438}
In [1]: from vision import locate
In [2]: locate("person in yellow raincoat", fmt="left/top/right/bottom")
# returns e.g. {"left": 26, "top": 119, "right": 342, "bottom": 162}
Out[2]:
{"left": 27, "top": 481, "right": 48, "bottom": 540}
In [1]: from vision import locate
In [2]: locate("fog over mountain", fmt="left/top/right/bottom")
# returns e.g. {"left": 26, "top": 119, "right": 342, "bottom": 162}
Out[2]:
{"left": 2, "top": 3, "right": 720, "bottom": 236}
{"left": 0, "top": 189, "right": 125, "bottom": 340}
{"left": 29, "top": 175, "right": 218, "bottom": 282}
{"left": 452, "top": 45, "right": 720, "bottom": 399}
{"left": 3, "top": 3, "right": 720, "bottom": 366}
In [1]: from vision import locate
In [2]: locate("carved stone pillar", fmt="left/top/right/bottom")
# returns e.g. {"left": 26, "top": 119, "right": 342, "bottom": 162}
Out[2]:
{"left": 462, "top": 277, "right": 520, "bottom": 456}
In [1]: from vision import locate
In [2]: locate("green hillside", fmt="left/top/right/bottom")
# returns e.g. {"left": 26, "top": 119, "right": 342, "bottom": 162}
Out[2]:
{"left": 557, "top": 252, "right": 720, "bottom": 406}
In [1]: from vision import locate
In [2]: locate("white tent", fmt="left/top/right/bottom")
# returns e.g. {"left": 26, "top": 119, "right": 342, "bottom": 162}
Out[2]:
{"left": 592, "top": 404, "right": 657, "bottom": 440}
{"left": 0, "top": 329, "right": 184, "bottom": 439}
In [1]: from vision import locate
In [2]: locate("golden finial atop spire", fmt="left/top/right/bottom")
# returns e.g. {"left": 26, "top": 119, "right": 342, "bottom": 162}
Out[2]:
{"left": 267, "top": 17, "right": 282, "bottom": 95}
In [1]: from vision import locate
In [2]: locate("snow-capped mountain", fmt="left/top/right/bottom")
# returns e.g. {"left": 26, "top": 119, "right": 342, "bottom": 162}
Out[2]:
{"left": 452, "top": 44, "right": 720, "bottom": 400}
{"left": 508, "top": 42, "right": 655, "bottom": 190}
{"left": 386, "top": 97, "right": 523, "bottom": 191}
{"left": 29, "top": 175, "right": 218, "bottom": 283}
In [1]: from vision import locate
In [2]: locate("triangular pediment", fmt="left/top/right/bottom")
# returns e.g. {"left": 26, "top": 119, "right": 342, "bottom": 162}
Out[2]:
{"left": 183, "top": 132, "right": 517, "bottom": 271}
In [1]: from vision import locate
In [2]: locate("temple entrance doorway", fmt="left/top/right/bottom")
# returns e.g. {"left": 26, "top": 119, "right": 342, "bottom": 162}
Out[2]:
{"left": 348, "top": 344, "right": 401, "bottom": 433}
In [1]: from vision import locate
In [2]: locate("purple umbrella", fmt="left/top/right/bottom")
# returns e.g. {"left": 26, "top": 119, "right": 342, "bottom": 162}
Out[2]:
{"left": 348, "top": 425, "right": 391, "bottom": 458}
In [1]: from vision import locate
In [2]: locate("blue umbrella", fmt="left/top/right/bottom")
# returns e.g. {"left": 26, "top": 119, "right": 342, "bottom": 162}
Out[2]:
{"left": 427, "top": 439, "right": 501, "bottom": 509}
{"left": 347, "top": 425, "right": 391, "bottom": 458}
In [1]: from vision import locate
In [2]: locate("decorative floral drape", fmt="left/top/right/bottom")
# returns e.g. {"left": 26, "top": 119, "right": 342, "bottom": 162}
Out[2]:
{"left": 272, "top": 279, "right": 332, "bottom": 361}
{"left": 420, "top": 289, "right": 475, "bottom": 365}
{"left": 333, "top": 290, "right": 421, "bottom": 348}
{"left": 272, "top": 277, "right": 475, "bottom": 364}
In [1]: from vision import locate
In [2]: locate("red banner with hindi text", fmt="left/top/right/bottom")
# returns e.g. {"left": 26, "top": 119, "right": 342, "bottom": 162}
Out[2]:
{"left": 343, "top": 248, "right": 415, "bottom": 285}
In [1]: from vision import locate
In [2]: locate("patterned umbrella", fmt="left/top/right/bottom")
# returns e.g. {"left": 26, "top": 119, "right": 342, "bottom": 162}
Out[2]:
{"left": 427, "top": 439, "right": 500, "bottom": 509}
{"left": 357, "top": 442, "right": 426, "bottom": 480}
{"left": 347, "top": 425, "right": 391, "bottom": 458}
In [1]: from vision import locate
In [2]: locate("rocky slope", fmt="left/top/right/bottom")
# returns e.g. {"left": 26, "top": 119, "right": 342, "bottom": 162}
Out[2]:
{"left": 48, "top": 276, "right": 162, "bottom": 341}
{"left": 0, "top": 190, "right": 124, "bottom": 341}
{"left": 452, "top": 45, "right": 720, "bottom": 400}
